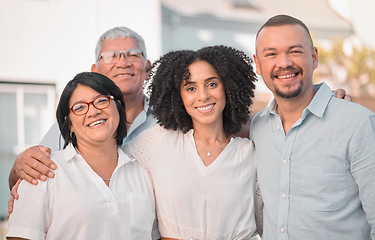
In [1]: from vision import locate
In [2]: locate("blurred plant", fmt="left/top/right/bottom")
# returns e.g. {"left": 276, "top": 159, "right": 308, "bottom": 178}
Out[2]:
{"left": 316, "top": 37, "right": 375, "bottom": 97}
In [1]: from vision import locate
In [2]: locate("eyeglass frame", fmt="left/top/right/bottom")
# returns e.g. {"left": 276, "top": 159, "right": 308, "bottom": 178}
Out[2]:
{"left": 97, "top": 49, "right": 144, "bottom": 64}
{"left": 69, "top": 95, "right": 115, "bottom": 116}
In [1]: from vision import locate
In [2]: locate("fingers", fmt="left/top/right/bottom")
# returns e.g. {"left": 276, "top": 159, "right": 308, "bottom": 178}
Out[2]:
{"left": 8, "top": 195, "right": 15, "bottom": 218}
{"left": 333, "top": 89, "right": 346, "bottom": 99}
{"left": 14, "top": 145, "right": 56, "bottom": 185}
{"left": 11, "top": 179, "right": 21, "bottom": 199}
{"left": 344, "top": 94, "right": 352, "bottom": 102}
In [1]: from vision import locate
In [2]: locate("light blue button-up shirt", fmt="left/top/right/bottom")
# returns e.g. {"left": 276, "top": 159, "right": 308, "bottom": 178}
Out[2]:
{"left": 250, "top": 82, "right": 375, "bottom": 240}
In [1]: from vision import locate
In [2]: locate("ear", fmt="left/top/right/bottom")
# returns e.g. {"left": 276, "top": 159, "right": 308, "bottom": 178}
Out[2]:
{"left": 253, "top": 54, "right": 262, "bottom": 75}
{"left": 91, "top": 63, "right": 99, "bottom": 73}
{"left": 145, "top": 59, "right": 152, "bottom": 80}
{"left": 312, "top": 47, "right": 319, "bottom": 70}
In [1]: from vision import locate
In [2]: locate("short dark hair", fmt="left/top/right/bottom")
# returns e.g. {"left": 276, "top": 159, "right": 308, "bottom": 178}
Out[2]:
{"left": 56, "top": 72, "right": 127, "bottom": 149}
{"left": 148, "top": 45, "right": 257, "bottom": 136}
{"left": 257, "top": 14, "right": 314, "bottom": 47}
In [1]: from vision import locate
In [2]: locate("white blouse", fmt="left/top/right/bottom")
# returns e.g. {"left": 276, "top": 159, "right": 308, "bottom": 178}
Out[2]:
{"left": 124, "top": 125, "right": 258, "bottom": 240}
{"left": 7, "top": 144, "right": 159, "bottom": 240}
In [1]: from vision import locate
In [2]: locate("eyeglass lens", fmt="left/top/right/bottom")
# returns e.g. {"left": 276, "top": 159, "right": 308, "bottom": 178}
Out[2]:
{"left": 71, "top": 96, "right": 111, "bottom": 115}
{"left": 101, "top": 49, "right": 142, "bottom": 64}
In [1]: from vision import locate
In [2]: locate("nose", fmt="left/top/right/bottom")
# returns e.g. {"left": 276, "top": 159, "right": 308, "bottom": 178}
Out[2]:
{"left": 116, "top": 53, "right": 131, "bottom": 67}
{"left": 276, "top": 53, "right": 293, "bottom": 69}
{"left": 86, "top": 102, "right": 101, "bottom": 117}
{"left": 198, "top": 87, "right": 209, "bottom": 101}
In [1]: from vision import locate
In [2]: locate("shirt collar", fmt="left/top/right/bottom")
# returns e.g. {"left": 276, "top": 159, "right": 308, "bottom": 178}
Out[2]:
{"left": 259, "top": 82, "right": 332, "bottom": 118}
{"left": 304, "top": 82, "right": 332, "bottom": 118}
{"left": 61, "top": 143, "right": 135, "bottom": 165}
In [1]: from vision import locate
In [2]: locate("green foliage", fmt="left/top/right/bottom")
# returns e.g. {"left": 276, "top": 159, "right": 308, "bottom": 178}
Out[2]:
{"left": 318, "top": 38, "right": 375, "bottom": 88}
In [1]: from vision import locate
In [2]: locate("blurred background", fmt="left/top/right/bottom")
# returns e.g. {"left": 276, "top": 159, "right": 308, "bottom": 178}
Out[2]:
{"left": 1, "top": 0, "right": 374, "bottom": 238}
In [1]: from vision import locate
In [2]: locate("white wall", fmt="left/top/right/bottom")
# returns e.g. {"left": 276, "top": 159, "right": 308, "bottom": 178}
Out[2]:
{"left": 0, "top": 0, "right": 162, "bottom": 94}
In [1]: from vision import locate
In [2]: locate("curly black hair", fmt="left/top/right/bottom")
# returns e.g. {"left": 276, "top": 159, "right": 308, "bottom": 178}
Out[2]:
{"left": 148, "top": 45, "right": 257, "bottom": 136}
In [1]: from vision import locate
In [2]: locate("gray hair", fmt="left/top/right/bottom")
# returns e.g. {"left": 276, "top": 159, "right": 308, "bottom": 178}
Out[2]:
{"left": 95, "top": 26, "right": 147, "bottom": 66}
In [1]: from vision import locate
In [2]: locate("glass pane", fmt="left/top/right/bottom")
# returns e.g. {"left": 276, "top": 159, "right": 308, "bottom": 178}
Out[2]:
{"left": 24, "top": 93, "right": 49, "bottom": 146}
{"left": 0, "top": 92, "right": 17, "bottom": 217}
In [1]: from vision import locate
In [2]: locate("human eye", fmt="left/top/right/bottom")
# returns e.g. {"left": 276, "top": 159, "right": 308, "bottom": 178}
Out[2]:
{"left": 185, "top": 86, "right": 196, "bottom": 92}
{"left": 72, "top": 103, "right": 86, "bottom": 114}
{"left": 207, "top": 82, "right": 218, "bottom": 88}
{"left": 95, "top": 96, "right": 109, "bottom": 106}
{"left": 265, "top": 52, "right": 276, "bottom": 57}
{"left": 102, "top": 51, "right": 118, "bottom": 63}
{"left": 290, "top": 49, "right": 304, "bottom": 54}
{"left": 127, "top": 49, "right": 142, "bottom": 60}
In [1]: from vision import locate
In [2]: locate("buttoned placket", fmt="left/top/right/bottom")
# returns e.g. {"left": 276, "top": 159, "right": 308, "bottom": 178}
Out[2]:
{"left": 272, "top": 114, "right": 303, "bottom": 240}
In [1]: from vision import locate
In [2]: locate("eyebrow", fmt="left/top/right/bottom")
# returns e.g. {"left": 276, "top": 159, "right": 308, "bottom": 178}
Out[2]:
{"left": 71, "top": 94, "right": 104, "bottom": 105}
{"left": 183, "top": 76, "right": 219, "bottom": 86}
{"left": 262, "top": 44, "right": 305, "bottom": 52}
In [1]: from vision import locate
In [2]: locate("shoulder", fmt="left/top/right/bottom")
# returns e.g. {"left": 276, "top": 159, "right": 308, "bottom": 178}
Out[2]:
{"left": 328, "top": 97, "right": 375, "bottom": 121}
{"left": 39, "top": 122, "right": 64, "bottom": 151}
{"left": 231, "top": 136, "right": 255, "bottom": 152}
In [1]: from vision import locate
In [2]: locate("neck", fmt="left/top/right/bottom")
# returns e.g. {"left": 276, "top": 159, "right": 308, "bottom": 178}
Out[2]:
{"left": 193, "top": 121, "right": 227, "bottom": 143}
{"left": 76, "top": 139, "right": 118, "bottom": 183}
{"left": 123, "top": 93, "right": 145, "bottom": 128}
{"left": 275, "top": 86, "right": 317, "bottom": 134}
{"left": 192, "top": 121, "right": 229, "bottom": 166}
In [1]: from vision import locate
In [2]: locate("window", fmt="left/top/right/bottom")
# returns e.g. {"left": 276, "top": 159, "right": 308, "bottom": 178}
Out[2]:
{"left": 0, "top": 82, "right": 56, "bottom": 217}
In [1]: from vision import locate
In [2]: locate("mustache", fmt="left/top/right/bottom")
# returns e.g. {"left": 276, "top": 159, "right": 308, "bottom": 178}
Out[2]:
{"left": 270, "top": 66, "right": 303, "bottom": 79}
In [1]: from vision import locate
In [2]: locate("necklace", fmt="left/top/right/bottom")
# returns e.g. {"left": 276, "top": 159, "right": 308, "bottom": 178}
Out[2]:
{"left": 194, "top": 134, "right": 229, "bottom": 157}
{"left": 102, "top": 178, "right": 111, "bottom": 181}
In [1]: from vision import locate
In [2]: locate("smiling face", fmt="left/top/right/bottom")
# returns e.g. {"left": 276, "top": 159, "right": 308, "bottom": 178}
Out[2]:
{"left": 180, "top": 60, "right": 226, "bottom": 128}
{"left": 254, "top": 24, "right": 318, "bottom": 100}
{"left": 69, "top": 84, "right": 120, "bottom": 149}
{"left": 91, "top": 37, "right": 151, "bottom": 99}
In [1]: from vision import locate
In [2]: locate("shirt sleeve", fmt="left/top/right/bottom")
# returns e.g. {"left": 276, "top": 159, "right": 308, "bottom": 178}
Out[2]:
{"left": 349, "top": 114, "right": 375, "bottom": 237}
{"left": 6, "top": 180, "right": 51, "bottom": 239}
{"left": 123, "top": 124, "right": 161, "bottom": 171}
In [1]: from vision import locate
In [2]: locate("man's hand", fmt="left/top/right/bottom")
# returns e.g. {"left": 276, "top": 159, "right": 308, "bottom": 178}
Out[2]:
{"left": 7, "top": 179, "right": 22, "bottom": 218}
{"left": 333, "top": 89, "right": 352, "bottom": 101}
{"left": 9, "top": 145, "right": 56, "bottom": 190}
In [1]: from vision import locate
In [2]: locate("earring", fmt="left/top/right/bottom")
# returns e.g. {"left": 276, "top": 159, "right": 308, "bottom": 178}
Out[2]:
{"left": 70, "top": 132, "right": 76, "bottom": 139}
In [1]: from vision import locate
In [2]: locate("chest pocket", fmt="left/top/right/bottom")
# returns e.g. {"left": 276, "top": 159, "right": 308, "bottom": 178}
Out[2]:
{"left": 295, "top": 164, "right": 347, "bottom": 212}
{"left": 128, "top": 193, "right": 155, "bottom": 236}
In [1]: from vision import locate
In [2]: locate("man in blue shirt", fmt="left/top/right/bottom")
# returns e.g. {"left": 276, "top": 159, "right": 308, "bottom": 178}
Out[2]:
{"left": 251, "top": 14, "right": 375, "bottom": 239}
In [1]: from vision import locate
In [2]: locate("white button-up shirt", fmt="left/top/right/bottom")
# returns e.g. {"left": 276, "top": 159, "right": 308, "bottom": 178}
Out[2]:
{"left": 7, "top": 144, "right": 158, "bottom": 239}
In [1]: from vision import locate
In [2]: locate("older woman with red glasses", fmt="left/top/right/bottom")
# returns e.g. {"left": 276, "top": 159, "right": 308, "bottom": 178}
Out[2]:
{"left": 7, "top": 72, "right": 159, "bottom": 240}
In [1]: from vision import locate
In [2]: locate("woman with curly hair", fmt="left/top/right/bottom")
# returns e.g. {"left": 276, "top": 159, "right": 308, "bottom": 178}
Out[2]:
{"left": 124, "top": 45, "right": 261, "bottom": 239}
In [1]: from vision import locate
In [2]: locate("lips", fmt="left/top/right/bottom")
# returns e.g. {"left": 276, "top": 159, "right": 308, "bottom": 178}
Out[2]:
{"left": 271, "top": 66, "right": 303, "bottom": 80}
{"left": 115, "top": 73, "right": 134, "bottom": 77}
{"left": 276, "top": 73, "right": 297, "bottom": 79}
{"left": 196, "top": 103, "right": 215, "bottom": 113}
{"left": 88, "top": 119, "right": 106, "bottom": 127}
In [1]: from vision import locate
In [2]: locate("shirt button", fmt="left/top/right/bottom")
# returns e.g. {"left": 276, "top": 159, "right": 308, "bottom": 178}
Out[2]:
{"left": 281, "top": 194, "right": 287, "bottom": 199}
{"left": 276, "top": 125, "right": 281, "bottom": 130}
{"left": 282, "top": 159, "right": 287, "bottom": 164}
{"left": 280, "top": 228, "right": 285, "bottom": 233}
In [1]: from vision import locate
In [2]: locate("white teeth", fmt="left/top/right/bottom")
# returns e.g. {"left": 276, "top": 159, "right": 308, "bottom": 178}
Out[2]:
{"left": 89, "top": 120, "right": 105, "bottom": 127}
{"left": 277, "top": 73, "right": 296, "bottom": 79}
{"left": 196, "top": 104, "right": 214, "bottom": 111}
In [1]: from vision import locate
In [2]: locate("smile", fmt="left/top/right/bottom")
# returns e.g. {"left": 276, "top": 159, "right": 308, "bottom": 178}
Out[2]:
{"left": 196, "top": 104, "right": 215, "bottom": 112}
{"left": 88, "top": 119, "right": 106, "bottom": 127}
{"left": 277, "top": 73, "right": 297, "bottom": 79}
